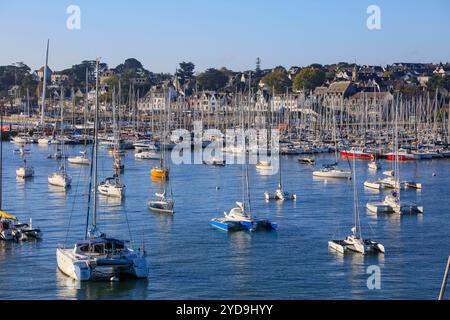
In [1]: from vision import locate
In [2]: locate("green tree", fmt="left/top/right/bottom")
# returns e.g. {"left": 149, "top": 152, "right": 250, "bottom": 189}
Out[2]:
{"left": 196, "top": 68, "right": 229, "bottom": 91}
{"left": 428, "top": 74, "right": 450, "bottom": 91}
{"left": 293, "top": 67, "right": 325, "bottom": 91}
{"left": 261, "top": 68, "right": 291, "bottom": 94}
{"left": 177, "top": 61, "right": 195, "bottom": 84}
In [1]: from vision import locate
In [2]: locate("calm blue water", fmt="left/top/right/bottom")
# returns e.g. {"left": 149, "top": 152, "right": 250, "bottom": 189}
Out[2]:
{"left": 0, "top": 141, "right": 449, "bottom": 300}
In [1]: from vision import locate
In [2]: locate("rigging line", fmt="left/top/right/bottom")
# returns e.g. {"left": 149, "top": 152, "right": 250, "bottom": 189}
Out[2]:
{"left": 64, "top": 157, "right": 84, "bottom": 245}
{"left": 122, "top": 199, "right": 134, "bottom": 246}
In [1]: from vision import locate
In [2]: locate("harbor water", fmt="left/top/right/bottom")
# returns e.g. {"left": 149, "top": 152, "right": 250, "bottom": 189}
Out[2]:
{"left": 0, "top": 142, "right": 449, "bottom": 299}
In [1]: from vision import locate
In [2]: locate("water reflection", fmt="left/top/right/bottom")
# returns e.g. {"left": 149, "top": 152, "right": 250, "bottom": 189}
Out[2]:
{"left": 227, "top": 232, "right": 252, "bottom": 293}
{"left": 56, "top": 270, "right": 148, "bottom": 300}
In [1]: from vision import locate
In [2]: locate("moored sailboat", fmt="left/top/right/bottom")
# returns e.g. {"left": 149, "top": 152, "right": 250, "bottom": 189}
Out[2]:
{"left": 56, "top": 59, "right": 147, "bottom": 281}
{"left": 329, "top": 157, "right": 385, "bottom": 255}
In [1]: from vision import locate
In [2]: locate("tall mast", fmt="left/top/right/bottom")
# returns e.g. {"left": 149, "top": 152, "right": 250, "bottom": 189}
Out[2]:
{"left": 60, "top": 86, "right": 64, "bottom": 137}
{"left": 352, "top": 155, "right": 361, "bottom": 238}
{"left": 245, "top": 72, "right": 252, "bottom": 215}
{"left": 40, "top": 39, "right": 49, "bottom": 126}
{"left": 26, "top": 88, "right": 30, "bottom": 117}
{"left": 92, "top": 59, "right": 100, "bottom": 228}
{"left": 84, "top": 68, "right": 88, "bottom": 142}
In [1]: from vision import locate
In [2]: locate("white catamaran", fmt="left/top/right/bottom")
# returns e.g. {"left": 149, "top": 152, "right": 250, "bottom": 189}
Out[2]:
{"left": 56, "top": 60, "right": 147, "bottom": 281}
{"left": 329, "top": 157, "right": 385, "bottom": 255}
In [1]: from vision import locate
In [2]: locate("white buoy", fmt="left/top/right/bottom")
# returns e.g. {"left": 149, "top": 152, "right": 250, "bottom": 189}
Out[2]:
{"left": 110, "top": 276, "right": 119, "bottom": 282}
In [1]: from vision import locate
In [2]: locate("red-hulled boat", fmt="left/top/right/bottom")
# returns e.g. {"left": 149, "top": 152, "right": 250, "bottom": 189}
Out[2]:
{"left": 340, "top": 148, "right": 374, "bottom": 160}
{"left": 384, "top": 151, "right": 415, "bottom": 161}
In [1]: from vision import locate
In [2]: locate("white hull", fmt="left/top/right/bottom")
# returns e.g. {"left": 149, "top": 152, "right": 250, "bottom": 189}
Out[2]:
{"left": 135, "top": 151, "right": 160, "bottom": 160}
{"left": 56, "top": 247, "right": 148, "bottom": 281}
{"left": 38, "top": 138, "right": 52, "bottom": 145}
{"left": 48, "top": 173, "right": 72, "bottom": 188}
{"left": 313, "top": 170, "right": 351, "bottom": 179}
{"left": 368, "top": 162, "right": 381, "bottom": 170}
{"left": 366, "top": 202, "right": 394, "bottom": 214}
{"left": 68, "top": 156, "right": 90, "bottom": 165}
{"left": 16, "top": 167, "right": 34, "bottom": 178}
{"left": 56, "top": 248, "right": 92, "bottom": 281}
{"left": 98, "top": 185, "right": 125, "bottom": 198}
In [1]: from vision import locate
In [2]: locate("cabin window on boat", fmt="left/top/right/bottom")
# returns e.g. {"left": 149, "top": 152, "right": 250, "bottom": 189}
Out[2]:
{"left": 78, "top": 244, "right": 105, "bottom": 254}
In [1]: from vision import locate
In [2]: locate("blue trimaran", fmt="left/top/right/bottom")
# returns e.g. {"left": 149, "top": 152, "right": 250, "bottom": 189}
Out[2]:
{"left": 210, "top": 73, "right": 277, "bottom": 232}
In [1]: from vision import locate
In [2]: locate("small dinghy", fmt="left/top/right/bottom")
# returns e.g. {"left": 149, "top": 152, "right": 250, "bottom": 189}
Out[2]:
{"left": 255, "top": 161, "right": 273, "bottom": 171}
{"left": 298, "top": 157, "right": 315, "bottom": 165}
{"left": 383, "top": 170, "right": 395, "bottom": 177}
{"left": 135, "top": 151, "right": 160, "bottom": 160}
{"left": 368, "top": 161, "right": 381, "bottom": 170}
{"left": 404, "top": 181, "right": 422, "bottom": 190}
{"left": 203, "top": 156, "right": 225, "bottom": 166}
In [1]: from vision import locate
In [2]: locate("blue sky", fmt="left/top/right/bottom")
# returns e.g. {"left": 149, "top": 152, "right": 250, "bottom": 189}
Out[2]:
{"left": 1, "top": 0, "right": 449, "bottom": 73}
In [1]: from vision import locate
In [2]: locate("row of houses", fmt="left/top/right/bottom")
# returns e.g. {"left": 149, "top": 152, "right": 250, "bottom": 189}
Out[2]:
{"left": 137, "top": 79, "right": 395, "bottom": 114}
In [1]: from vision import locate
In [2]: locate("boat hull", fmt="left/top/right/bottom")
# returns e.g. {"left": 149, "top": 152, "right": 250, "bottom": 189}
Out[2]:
{"left": 56, "top": 248, "right": 92, "bottom": 281}
{"left": 150, "top": 168, "right": 168, "bottom": 179}
{"left": 340, "top": 151, "right": 373, "bottom": 160}
{"left": 16, "top": 168, "right": 34, "bottom": 178}
{"left": 68, "top": 157, "right": 90, "bottom": 165}
{"left": 313, "top": 170, "right": 351, "bottom": 179}
{"left": 210, "top": 218, "right": 277, "bottom": 232}
{"left": 56, "top": 247, "right": 148, "bottom": 281}
{"left": 48, "top": 174, "right": 72, "bottom": 188}
{"left": 98, "top": 185, "right": 125, "bottom": 198}
{"left": 366, "top": 202, "right": 394, "bottom": 214}
{"left": 385, "top": 153, "right": 415, "bottom": 161}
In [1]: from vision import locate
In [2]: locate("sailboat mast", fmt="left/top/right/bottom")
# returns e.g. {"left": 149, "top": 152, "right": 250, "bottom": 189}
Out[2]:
{"left": 352, "top": 155, "right": 362, "bottom": 238}
{"left": 395, "top": 95, "right": 401, "bottom": 200}
{"left": 40, "top": 39, "right": 49, "bottom": 126}
{"left": 246, "top": 72, "right": 252, "bottom": 214}
{"left": 84, "top": 68, "right": 88, "bottom": 143}
{"left": 60, "top": 86, "right": 64, "bottom": 136}
{"left": 92, "top": 59, "right": 100, "bottom": 227}
{"left": 26, "top": 88, "right": 30, "bottom": 117}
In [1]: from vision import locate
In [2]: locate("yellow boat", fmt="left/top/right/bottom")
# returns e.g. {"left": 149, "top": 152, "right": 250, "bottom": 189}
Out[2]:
{"left": 150, "top": 167, "right": 169, "bottom": 179}
{"left": 0, "top": 211, "right": 17, "bottom": 220}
